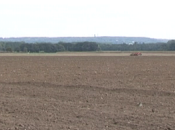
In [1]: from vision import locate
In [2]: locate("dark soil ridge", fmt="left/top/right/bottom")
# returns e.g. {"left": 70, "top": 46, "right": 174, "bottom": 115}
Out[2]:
{"left": 1, "top": 81, "right": 175, "bottom": 97}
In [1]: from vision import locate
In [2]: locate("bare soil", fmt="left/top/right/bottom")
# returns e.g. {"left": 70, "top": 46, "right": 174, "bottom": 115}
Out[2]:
{"left": 0, "top": 56, "right": 175, "bottom": 130}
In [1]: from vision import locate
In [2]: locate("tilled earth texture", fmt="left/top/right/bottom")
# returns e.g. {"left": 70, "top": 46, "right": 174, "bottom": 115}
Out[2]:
{"left": 0, "top": 56, "right": 175, "bottom": 130}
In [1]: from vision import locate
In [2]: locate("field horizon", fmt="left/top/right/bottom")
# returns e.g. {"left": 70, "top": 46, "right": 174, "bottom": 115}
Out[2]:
{"left": 0, "top": 51, "right": 175, "bottom": 56}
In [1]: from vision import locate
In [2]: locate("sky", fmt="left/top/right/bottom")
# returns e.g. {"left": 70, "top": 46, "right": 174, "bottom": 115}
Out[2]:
{"left": 0, "top": 0, "right": 175, "bottom": 39}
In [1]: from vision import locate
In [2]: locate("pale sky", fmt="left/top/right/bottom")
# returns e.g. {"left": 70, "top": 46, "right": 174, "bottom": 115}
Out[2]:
{"left": 0, "top": 0, "right": 175, "bottom": 39}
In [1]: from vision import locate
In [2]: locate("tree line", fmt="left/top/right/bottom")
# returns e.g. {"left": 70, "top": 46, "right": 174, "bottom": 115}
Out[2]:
{"left": 0, "top": 40, "right": 175, "bottom": 53}
{"left": 0, "top": 41, "right": 100, "bottom": 52}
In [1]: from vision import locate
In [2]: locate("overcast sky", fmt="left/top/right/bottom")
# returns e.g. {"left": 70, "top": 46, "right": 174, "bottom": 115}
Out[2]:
{"left": 0, "top": 0, "right": 175, "bottom": 39}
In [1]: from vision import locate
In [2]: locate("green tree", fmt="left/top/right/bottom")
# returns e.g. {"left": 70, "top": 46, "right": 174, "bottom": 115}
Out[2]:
{"left": 55, "top": 44, "right": 65, "bottom": 51}
{"left": 24, "top": 47, "right": 28, "bottom": 52}
{"left": 6, "top": 47, "right": 12, "bottom": 52}
{"left": 167, "top": 40, "right": 175, "bottom": 51}
{"left": 73, "top": 42, "right": 99, "bottom": 51}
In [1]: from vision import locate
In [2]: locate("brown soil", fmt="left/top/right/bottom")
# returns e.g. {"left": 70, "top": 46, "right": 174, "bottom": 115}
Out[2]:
{"left": 0, "top": 56, "right": 175, "bottom": 130}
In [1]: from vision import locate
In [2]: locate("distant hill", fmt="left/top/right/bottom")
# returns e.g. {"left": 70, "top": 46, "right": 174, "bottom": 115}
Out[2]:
{"left": 0, "top": 36, "right": 169, "bottom": 44}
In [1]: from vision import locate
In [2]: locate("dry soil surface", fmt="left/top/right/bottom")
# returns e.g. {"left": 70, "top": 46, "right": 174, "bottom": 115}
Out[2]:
{"left": 0, "top": 56, "right": 175, "bottom": 130}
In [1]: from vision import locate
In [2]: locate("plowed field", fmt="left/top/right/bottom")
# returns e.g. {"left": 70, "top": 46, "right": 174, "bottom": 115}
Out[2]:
{"left": 0, "top": 55, "right": 175, "bottom": 130}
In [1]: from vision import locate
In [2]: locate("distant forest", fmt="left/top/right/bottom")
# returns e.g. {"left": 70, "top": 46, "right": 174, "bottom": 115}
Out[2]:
{"left": 0, "top": 36, "right": 168, "bottom": 44}
{"left": 0, "top": 40, "right": 175, "bottom": 53}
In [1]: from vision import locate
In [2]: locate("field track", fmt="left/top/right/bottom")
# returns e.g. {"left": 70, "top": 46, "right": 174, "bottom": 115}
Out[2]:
{"left": 0, "top": 54, "right": 175, "bottom": 129}
{"left": 0, "top": 51, "right": 175, "bottom": 56}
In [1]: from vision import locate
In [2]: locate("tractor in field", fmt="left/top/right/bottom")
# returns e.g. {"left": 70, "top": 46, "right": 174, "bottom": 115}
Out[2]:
{"left": 130, "top": 52, "right": 142, "bottom": 56}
